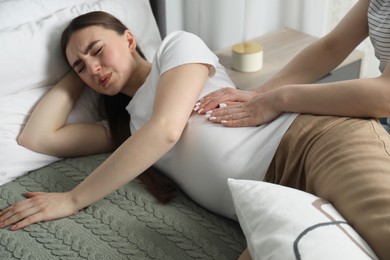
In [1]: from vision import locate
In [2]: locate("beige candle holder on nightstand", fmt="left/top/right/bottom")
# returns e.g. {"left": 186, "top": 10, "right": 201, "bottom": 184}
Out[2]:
{"left": 231, "top": 42, "right": 263, "bottom": 73}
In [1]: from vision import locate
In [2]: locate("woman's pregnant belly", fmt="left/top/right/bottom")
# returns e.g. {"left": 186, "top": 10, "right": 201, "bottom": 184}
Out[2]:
{"left": 156, "top": 112, "right": 296, "bottom": 219}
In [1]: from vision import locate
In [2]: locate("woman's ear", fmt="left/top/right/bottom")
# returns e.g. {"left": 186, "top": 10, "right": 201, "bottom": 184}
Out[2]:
{"left": 124, "top": 30, "right": 137, "bottom": 52}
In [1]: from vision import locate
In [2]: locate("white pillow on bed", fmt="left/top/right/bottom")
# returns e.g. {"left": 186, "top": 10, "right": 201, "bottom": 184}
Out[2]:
{"left": 0, "top": 0, "right": 160, "bottom": 97}
{"left": 227, "top": 179, "right": 379, "bottom": 260}
{"left": 0, "top": 0, "right": 161, "bottom": 185}
{"left": 0, "top": 0, "right": 93, "bottom": 29}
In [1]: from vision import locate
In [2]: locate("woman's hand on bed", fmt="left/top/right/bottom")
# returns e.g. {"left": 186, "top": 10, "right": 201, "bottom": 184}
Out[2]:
{"left": 0, "top": 191, "right": 78, "bottom": 230}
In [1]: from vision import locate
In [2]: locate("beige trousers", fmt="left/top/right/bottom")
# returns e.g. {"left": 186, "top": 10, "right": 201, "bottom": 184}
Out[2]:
{"left": 265, "top": 114, "right": 390, "bottom": 259}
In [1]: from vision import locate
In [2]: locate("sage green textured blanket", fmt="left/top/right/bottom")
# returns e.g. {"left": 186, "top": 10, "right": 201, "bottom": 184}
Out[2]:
{"left": 0, "top": 154, "right": 246, "bottom": 259}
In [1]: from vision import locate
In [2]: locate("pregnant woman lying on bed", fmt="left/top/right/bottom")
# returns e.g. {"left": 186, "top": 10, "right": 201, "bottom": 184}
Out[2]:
{"left": 0, "top": 10, "right": 389, "bottom": 260}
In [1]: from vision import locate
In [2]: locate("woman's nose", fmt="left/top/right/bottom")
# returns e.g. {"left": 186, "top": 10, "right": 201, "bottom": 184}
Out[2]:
{"left": 85, "top": 59, "right": 101, "bottom": 74}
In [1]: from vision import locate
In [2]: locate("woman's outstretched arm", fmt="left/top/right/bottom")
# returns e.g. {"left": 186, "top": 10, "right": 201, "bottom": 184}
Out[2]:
{"left": 0, "top": 63, "right": 209, "bottom": 230}
{"left": 18, "top": 70, "right": 114, "bottom": 157}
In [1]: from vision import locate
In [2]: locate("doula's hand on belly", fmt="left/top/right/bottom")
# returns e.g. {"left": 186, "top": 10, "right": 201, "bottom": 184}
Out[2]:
{"left": 195, "top": 87, "right": 257, "bottom": 115}
{"left": 200, "top": 90, "right": 282, "bottom": 127}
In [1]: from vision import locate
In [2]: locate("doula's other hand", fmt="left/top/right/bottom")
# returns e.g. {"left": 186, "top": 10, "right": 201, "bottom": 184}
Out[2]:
{"left": 0, "top": 191, "right": 78, "bottom": 230}
{"left": 205, "top": 91, "right": 283, "bottom": 127}
{"left": 194, "top": 87, "right": 257, "bottom": 114}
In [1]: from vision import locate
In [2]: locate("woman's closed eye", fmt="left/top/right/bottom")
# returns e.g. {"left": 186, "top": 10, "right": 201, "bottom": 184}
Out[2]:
{"left": 77, "top": 63, "right": 86, "bottom": 73}
{"left": 76, "top": 47, "right": 103, "bottom": 73}
{"left": 93, "top": 46, "right": 103, "bottom": 56}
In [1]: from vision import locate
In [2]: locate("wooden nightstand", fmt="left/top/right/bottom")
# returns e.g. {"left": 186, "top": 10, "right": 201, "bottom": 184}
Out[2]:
{"left": 215, "top": 28, "right": 364, "bottom": 90}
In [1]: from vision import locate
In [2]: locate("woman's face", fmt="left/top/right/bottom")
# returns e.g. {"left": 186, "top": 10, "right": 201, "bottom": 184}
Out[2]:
{"left": 65, "top": 26, "right": 136, "bottom": 96}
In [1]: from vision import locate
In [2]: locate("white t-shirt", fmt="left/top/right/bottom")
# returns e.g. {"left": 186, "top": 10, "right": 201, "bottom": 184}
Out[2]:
{"left": 126, "top": 31, "right": 298, "bottom": 219}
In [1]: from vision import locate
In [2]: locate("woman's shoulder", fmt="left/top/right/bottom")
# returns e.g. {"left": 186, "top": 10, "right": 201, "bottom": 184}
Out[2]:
{"left": 158, "top": 30, "right": 207, "bottom": 52}
{"left": 163, "top": 30, "right": 202, "bottom": 42}
{"left": 154, "top": 30, "right": 217, "bottom": 72}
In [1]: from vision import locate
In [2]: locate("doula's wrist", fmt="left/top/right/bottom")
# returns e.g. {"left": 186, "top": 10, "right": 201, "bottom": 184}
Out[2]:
{"left": 280, "top": 84, "right": 298, "bottom": 113}
{"left": 271, "top": 86, "right": 289, "bottom": 113}
{"left": 254, "top": 86, "right": 265, "bottom": 93}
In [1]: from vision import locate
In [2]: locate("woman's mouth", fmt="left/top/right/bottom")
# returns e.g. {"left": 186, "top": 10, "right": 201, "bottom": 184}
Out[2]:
{"left": 99, "top": 73, "right": 112, "bottom": 87}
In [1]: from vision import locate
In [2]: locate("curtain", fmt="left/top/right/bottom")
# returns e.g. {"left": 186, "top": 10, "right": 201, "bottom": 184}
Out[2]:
{"left": 165, "top": 0, "right": 330, "bottom": 51}
{"left": 149, "top": 0, "right": 166, "bottom": 38}
{"left": 160, "top": 0, "right": 376, "bottom": 77}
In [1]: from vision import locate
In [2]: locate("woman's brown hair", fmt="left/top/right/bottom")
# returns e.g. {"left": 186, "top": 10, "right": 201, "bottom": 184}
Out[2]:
{"left": 61, "top": 11, "right": 176, "bottom": 203}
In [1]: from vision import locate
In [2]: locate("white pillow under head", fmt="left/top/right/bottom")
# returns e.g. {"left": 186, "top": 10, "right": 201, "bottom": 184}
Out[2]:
{"left": 0, "top": 0, "right": 160, "bottom": 97}
{"left": 0, "top": 0, "right": 161, "bottom": 185}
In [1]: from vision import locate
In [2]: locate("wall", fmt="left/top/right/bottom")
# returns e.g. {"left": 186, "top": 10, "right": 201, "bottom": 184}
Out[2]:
{"left": 325, "top": 0, "right": 379, "bottom": 77}
{"left": 165, "top": 0, "right": 379, "bottom": 77}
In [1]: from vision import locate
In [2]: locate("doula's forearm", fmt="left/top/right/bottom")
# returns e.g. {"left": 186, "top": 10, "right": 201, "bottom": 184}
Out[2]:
{"left": 259, "top": 38, "right": 350, "bottom": 93}
{"left": 69, "top": 120, "right": 178, "bottom": 210}
{"left": 278, "top": 77, "right": 390, "bottom": 118}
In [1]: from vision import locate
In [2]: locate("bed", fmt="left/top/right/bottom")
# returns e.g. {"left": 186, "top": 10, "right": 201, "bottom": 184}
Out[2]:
{"left": 0, "top": 153, "right": 245, "bottom": 259}
{"left": 0, "top": 0, "right": 246, "bottom": 259}
{"left": 0, "top": 0, "right": 380, "bottom": 259}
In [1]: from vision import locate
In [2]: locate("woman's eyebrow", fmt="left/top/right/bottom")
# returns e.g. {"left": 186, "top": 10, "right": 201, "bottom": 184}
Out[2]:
{"left": 71, "top": 40, "right": 102, "bottom": 68}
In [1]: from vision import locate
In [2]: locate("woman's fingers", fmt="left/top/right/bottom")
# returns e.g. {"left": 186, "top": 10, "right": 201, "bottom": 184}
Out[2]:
{"left": 10, "top": 212, "right": 44, "bottom": 231}
{"left": 207, "top": 106, "right": 252, "bottom": 126}
{"left": 196, "top": 88, "right": 256, "bottom": 114}
{"left": 203, "top": 90, "right": 283, "bottom": 127}
{"left": 207, "top": 107, "right": 262, "bottom": 127}
{"left": 0, "top": 198, "right": 38, "bottom": 228}
{"left": 24, "top": 191, "right": 46, "bottom": 198}
{"left": 0, "top": 191, "right": 48, "bottom": 227}
{"left": 194, "top": 95, "right": 223, "bottom": 113}
{"left": 0, "top": 197, "right": 34, "bottom": 218}
{"left": 0, "top": 192, "right": 77, "bottom": 230}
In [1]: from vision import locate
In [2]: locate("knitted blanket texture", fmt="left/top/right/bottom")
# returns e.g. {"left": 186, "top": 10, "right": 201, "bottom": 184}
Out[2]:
{"left": 0, "top": 154, "right": 245, "bottom": 260}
